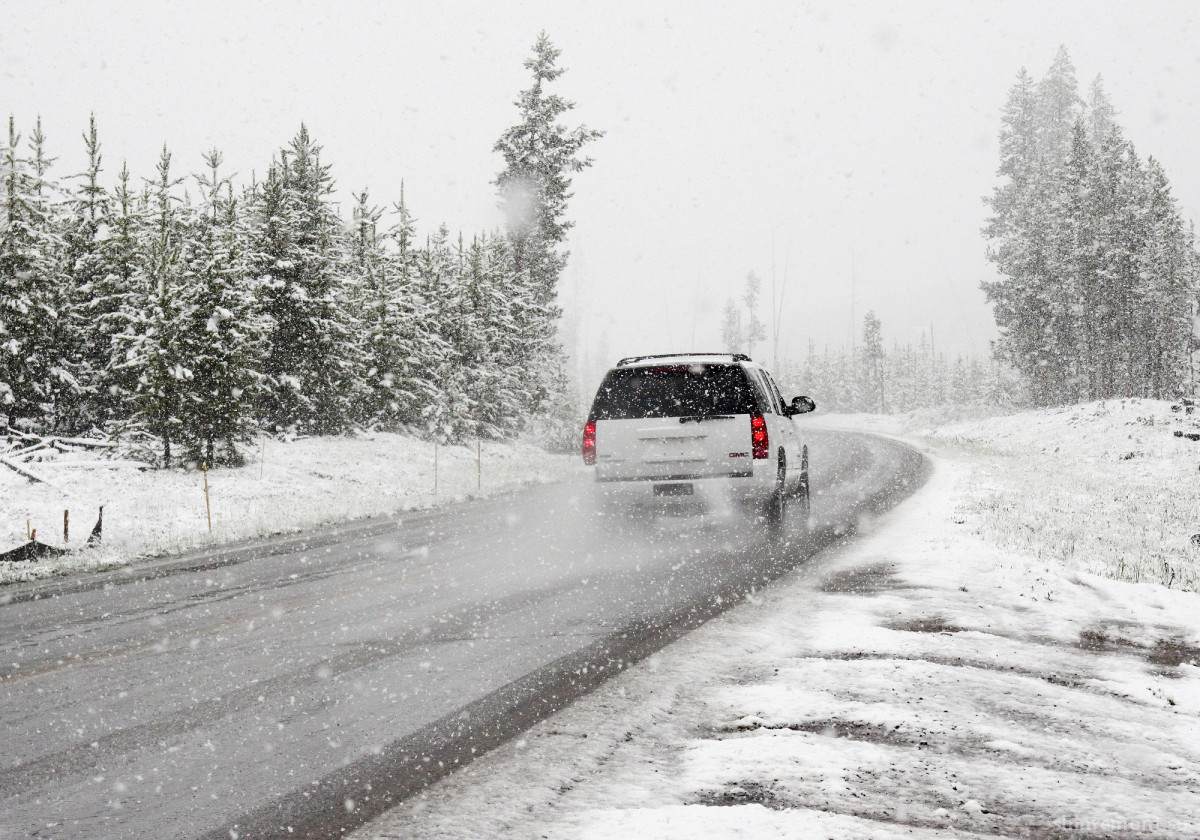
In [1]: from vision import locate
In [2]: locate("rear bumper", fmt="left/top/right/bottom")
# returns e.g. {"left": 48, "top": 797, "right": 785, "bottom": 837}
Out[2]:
{"left": 590, "top": 462, "right": 775, "bottom": 513}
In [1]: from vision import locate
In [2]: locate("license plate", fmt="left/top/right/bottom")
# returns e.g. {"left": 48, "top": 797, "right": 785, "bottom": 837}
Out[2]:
{"left": 654, "top": 483, "right": 694, "bottom": 497}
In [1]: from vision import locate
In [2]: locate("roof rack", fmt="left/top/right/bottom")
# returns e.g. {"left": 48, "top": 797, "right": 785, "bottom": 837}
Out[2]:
{"left": 616, "top": 352, "right": 752, "bottom": 367}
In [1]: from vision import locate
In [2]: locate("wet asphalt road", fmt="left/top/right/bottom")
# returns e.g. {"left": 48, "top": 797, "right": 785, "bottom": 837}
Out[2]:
{"left": 0, "top": 429, "right": 927, "bottom": 840}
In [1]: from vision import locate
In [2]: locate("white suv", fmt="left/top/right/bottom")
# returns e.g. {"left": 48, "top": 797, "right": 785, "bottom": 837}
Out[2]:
{"left": 582, "top": 353, "right": 815, "bottom": 528}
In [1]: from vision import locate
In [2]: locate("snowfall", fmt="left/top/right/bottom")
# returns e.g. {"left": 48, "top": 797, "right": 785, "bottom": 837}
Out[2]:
{"left": 4, "top": 400, "right": 1200, "bottom": 838}
{"left": 353, "top": 400, "right": 1200, "bottom": 839}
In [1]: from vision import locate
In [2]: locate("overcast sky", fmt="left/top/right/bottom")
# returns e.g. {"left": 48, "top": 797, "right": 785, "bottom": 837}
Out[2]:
{"left": 5, "top": 0, "right": 1200, "bottom": 385}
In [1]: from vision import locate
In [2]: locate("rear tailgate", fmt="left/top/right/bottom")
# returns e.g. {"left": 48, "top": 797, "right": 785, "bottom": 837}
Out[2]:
{"left": 595, "top": 415, "right": 751, "bottom": 481}
{"left": 587, "top": 362, "right": 762, "bottom": 481}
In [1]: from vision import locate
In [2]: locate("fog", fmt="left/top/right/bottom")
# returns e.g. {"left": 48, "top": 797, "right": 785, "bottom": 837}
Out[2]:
{"left": 6, "top": 0, "right": 1200, "bottom": 388}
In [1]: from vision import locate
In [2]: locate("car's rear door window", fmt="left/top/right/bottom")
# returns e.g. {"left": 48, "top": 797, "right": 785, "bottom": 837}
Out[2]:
{"left": 590, "top": 364, "right": 757, "bottom": 420}
{"left": 749, "top": 369, "right": 779, "bottom": 414}
{"left": 763, "top": 372, "right": 786, "bottom": 413}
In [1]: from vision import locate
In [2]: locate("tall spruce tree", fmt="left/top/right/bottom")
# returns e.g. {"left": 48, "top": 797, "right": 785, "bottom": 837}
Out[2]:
{"left": 26, "top": 118, "right": 77, "bottom": 431}
{"left": 0, "top": 117, "right": 63, "bottom": 428}
{"left": 250, "top": 126, "right": 353, "bottom": 435}
{"left": 493, "top": 33, "right": 602, "bottom": 422}
{"left": 101, "top": 162, "right": 150, "bottom": 427}
{"left": 1139, "top": 159, "right": 1200, "bottom": 397}
{"left": 720, "top": 299, "right": 743, "bottom": 353}
{"left": 493, "top": 33, "right": 602, "bottom": 302}
{"left": 742, "top": 271, "right": 766, "bottom": 358}
{"left": 115, "top": 146, "right": 186, "bottom": 466}
{"left": 861, "top": 311, "right": 885, "bottom": 413}
{"left": 62, "top": 115, "right": 121, "bottom": 431}
{"left": 176, "top": 149, "right": 259, "bottom": 463}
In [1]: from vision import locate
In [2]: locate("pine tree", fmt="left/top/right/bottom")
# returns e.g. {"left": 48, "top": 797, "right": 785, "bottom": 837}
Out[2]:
{"left": 0, "top": 117, "right": 63, "bottom": 428}
{"left": 414, "top": 225, "right": 474, "bottom": 442}
{"left": 742, "top": 271, "right": 766, "bottom": 358}
{"left": 176, "top": 149, "right": 259, "bottom": 463}
{"left": 62, "top": 114, "right": 123, "bottom": 431}
{"left": 860, "top": 311, "right": 885, "bottom": 412}
{"left": 381, "top": 186, "right": 445, "bottom": 429}
{"left": 720, "top": 299, "right": 742, "bottom": 353}
{"left": 250, "top": 126, "right": 354, "bottom": 435}
{"left": 1139, "top": 158, "right": 1200, "bottom": 397}
{"left": 493, "top": 33, "right": 602, "bottom": 424}
{"left": 115, "top": 146, "right": 186, "bottom": 466}
{"left": 347, "top": 188, "right": 387, "bottom": 425}
{"left": 350, "top": 187, "right": 444, "bottom": 431}
{"left": 493, "top": 32, "right": 603, "bottom": 303}
{"left": 983, "top": 48, "right": 1200, "bottom": 405}
{"left": 476, "top": 232, "right": 531, "bottom": 435}
{"left": 101, "top": 162, "right": 150, "bottom": 427}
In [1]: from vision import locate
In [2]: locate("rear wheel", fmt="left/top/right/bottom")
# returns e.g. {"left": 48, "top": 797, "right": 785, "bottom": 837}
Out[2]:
{"left": 795, "top": 444, "right": 811, "bottom": 530}
{"left": 766, "top": 451, "right": 787, "bottom": 535}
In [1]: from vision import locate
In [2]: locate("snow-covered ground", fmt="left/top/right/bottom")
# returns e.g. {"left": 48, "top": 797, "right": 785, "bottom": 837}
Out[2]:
{"left": 0, "top": 433, "right": 575, "bottom": 584}
{"left": 823, "top": 399, "right": 1200, "bottom": 591}
{"left": 355, "top": 400, "right": 1200, "bottom": 839}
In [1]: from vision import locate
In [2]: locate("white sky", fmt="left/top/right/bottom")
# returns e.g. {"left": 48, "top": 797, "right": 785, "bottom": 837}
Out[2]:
{"left": 5, "top": 0, "right": 1200, "bottom": 383}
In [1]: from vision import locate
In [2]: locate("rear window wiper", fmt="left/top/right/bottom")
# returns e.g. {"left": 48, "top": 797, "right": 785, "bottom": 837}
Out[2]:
{"left": 679, "top": 415, "right": 736, "bottom": 423}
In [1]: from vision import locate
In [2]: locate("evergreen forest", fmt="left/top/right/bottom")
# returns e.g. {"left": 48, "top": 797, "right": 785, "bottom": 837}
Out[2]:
{"left": 983, "top": 47, "right": 1200, "bottom": 406}
{"left": 0, "top": 35, "right": 600, "bottom": 466}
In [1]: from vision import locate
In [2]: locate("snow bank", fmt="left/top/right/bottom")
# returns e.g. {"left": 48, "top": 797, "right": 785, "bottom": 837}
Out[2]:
{"left": 816, "top": 399, "right": 1200, "bottom": 591}
{"left": 0, "top": 433, "right": 575, "bottom": 584}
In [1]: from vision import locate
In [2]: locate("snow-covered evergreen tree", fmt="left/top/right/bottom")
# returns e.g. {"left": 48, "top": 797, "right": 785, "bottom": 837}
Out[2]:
{"left": 60, "top": 115, "right": 124, "bottom": 432}
{"left": 249, "top": 126, "right": 354, "bottom": 435}
{"left": 413, "top": 225, "right": 473, "bottom": 442}
{"left": 347, "top": 187, "right": 443, "bottom": 431}
{"left": 720, "top": 299, "right": 743, "bottom": 353}
{"left": 493, "top": 33, "right": 602, "bottom": 304}
{"left": 176, "top": 149, "right": 260, "bottom": 463}
{"left": 115, "top": 146, "right": 186, "bottom": 466}
{"left": 99, "top": 162, "right": 150, "bottom": 428}
{"left": 493, "top": 33, "right": 602, "bottom": 424}
{"left": 860, "top": 311, "right": 885, "bottom": 412}
{"left": 742, "top": 271, "right": 766, "bottom": 358}
{"left": 0, "top": 117, "right": 65, "bottom": 428}
{"left": 984, "top": 48, "right": 1200, "bottom": 404}
{"left": 1138, "top": 158, "right": 1200, "bottom": 397}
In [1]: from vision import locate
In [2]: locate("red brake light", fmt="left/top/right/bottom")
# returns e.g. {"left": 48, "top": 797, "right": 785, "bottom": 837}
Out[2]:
{"left": 583, "top": 421, "right": 597, "bottom": 465}
{"left": 751, "top": 413, "right": 769, "bottom": 459}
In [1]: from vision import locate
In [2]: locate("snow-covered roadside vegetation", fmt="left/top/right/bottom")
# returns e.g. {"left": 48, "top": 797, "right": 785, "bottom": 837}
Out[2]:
{"left": 0, "top": 433, "right": 574, "bottom": 585}
{"left": 820, "top": 398, "right": 1200, "bottom": 592}
{"left": 354, "top": 402, "right": 1200, "bottom": 839}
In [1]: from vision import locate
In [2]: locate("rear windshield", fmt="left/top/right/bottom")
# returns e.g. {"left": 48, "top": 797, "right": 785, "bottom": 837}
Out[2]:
{"left": 589, "top": 364, "right": 758, "bottom": 420}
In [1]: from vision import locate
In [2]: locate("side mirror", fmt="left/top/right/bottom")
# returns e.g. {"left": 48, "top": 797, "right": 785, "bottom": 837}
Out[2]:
{"left": 786, "top": 396, "right": 816, "bottom": 416}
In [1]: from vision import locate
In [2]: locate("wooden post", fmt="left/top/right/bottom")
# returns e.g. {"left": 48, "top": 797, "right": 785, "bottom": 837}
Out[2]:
{"left": 203, "top": 464, "right": 212, "bottom": 534}
{"left": 259, "top": 437, "right": 266, "bottom": 480}
{"left": 26, "top": 519, "right": 30, "bottom": 540}
{"left": 63, "top": 510, "right": 69, "bottom": 543}
{"left": 477, "top": 439, "right": 481, "bottom": 491}
{"left": 433, "top": 443, "right": 438, "bottom": 495}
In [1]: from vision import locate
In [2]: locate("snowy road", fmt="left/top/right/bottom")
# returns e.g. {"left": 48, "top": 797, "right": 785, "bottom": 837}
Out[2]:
{"left": 0, "top": 430, "right": 926, "bottom": 840}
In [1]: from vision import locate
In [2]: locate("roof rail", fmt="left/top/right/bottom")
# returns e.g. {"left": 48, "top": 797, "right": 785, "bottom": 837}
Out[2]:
{"left": 615, "top": 352, "right": 752, "bottom": 367}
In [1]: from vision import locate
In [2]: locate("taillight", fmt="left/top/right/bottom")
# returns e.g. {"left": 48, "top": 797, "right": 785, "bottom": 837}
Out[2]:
{"left": 751, "top": 413, "right": 769, "bottom": 459}
{"left": 582, "top": 421, "right": 597, "bottom": 465}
